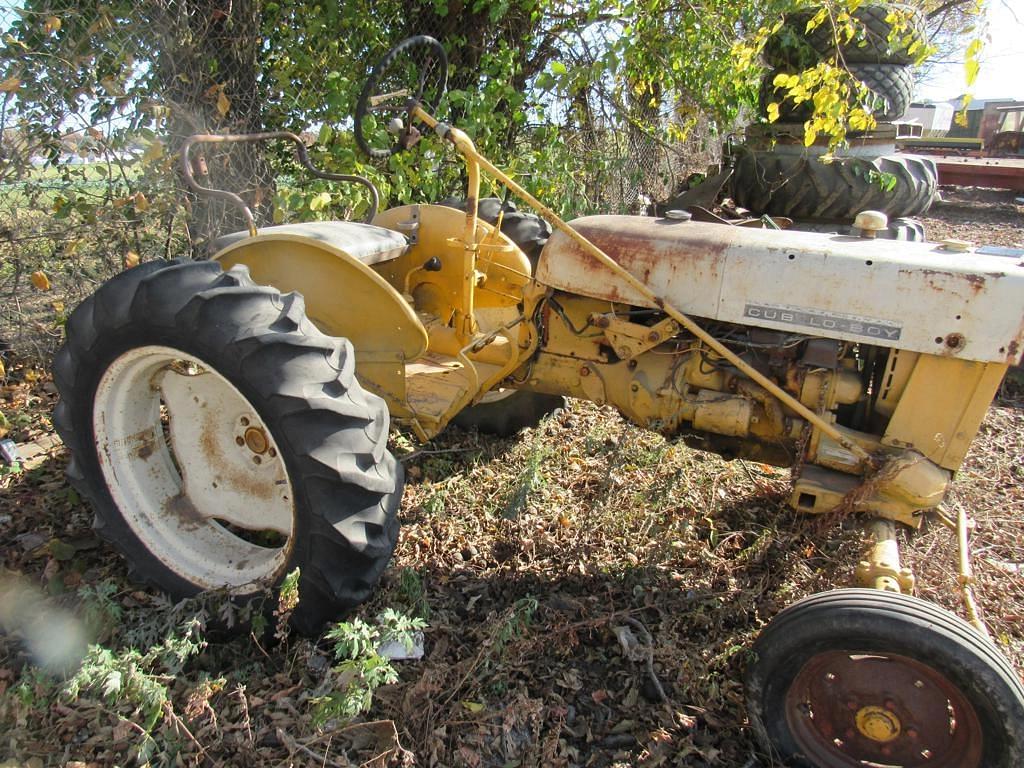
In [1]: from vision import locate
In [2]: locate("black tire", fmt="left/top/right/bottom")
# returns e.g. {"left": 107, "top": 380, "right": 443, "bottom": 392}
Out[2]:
{"left": 731, "top": 149, "right": 936, "bottom": 220}
{"left": 452, "top": 390, "right": 566, "bottom": 436}
{"left": 53, "top": 260, "right": 402, "bottom": 635}
{"left": 764, "top": 3, "right": 925, "bottom": 67}
{"left": 746, "top": 589, "right": 1024, "bottom": 767}
{"left": 759, "top": 63, "right": 913, "bottom": 122}
{"left": 437, "top": 196, "right": 553, "bottom": 266}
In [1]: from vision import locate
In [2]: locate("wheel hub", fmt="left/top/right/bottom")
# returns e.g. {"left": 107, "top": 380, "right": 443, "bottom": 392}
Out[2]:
{"left": 855, "top": 705, "right": 901, "bottom": 743}
{"left": 785, "top": 650, "right": 983, "bottom": 767}
{"left": 243, "top": 425, "right": 269, "bottom": 455}
{"left": 93, "top": 346, "right": 296, "bottom": 592}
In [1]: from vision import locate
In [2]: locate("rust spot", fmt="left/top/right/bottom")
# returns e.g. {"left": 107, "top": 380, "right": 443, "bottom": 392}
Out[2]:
{"left": 944, "top": 333, "right": 965, "bottom": 351}
{"left": 963, "top": 273, "right": 986, "bottom": 292}
{"left": 165, "top": 492, "right": 204, "bottom": 530}
{"left": 135, "top": 432, "right": 156, "bottom": 460}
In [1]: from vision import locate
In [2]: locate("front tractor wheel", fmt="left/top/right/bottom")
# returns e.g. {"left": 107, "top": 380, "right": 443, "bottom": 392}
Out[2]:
{"left": 746, "top": 589, "right": 1024, "bottom": 767}
{"left": 53, "top": 260, "right": 403, "bottom": 635}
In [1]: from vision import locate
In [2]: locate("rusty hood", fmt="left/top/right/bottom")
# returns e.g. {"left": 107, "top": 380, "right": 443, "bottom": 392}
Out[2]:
{"left": 536, "top": 215, "right": 1024, "bottom": 366}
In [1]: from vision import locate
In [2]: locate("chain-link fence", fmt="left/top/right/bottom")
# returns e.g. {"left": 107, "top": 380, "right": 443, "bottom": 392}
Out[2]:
{"left": 0, "top": 0, "right": 719, "bottom": 362}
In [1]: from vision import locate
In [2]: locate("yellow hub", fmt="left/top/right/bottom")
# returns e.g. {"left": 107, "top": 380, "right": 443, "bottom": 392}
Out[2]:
{"left": 244, "top": 426, "right": 269, "bottom": 455}
{"left": 855, "top": 705, "right": 901, "bottom": 743}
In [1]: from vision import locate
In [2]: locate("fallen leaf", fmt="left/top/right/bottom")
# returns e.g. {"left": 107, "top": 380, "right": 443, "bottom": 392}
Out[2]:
{"left": 44, "top": 15, "right": 61, "bottom": 34}
{"left": 217, "top": 90, "right": 231, "bottom": 117}
{"left": 31, "top": 271, "right": 51, "bottom": 291}
{"left": 123, "top": 251, "right": 140, "bottom": 269}
{"left": 0, "top": 76, "right": 20, "bottom": 93}
{"left": 133, "top": 191, "right": 149, "bottom": 212}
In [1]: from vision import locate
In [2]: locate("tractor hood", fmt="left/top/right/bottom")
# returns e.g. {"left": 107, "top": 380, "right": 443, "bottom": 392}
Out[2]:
{"left": 536, "top": 215, "right": 1024, "bottom": 366}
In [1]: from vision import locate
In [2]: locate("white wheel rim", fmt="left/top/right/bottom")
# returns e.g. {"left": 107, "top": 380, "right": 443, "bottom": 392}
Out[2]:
{"left": 93, "top": 345, "right": 295, "bottom": 592}
{"left": 478, "top": 387, "right": 517, "bottom": 405}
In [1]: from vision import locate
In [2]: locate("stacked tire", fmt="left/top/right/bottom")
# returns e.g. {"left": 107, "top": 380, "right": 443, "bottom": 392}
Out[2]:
{"left": 761, "top": 3, "right": 923, "bottom": 123}
{"left": 734, "top": 3, "right": 938, "bottom": 225}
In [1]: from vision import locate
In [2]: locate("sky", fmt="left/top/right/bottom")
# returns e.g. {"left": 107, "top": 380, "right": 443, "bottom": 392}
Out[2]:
{"left": 916, "top": 0, "right": 1024, "bottom": 103}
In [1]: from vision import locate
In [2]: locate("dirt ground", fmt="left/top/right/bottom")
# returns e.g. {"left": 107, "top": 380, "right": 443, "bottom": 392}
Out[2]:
{"left": 0, "top": 194, "right": 1022, "bottom": 767}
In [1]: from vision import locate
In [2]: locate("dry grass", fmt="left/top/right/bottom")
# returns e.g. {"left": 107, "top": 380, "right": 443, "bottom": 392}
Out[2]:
{"left": 1, "top": 360, "right": 1021, "bottom": 766}
{"left": 0, "top": 189, "right": 1021, "bottom": 766}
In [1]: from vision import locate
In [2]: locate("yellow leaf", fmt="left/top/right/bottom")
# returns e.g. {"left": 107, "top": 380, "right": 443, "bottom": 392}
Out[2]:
{"left": 52, "top": 301, "right": 65, "bottom": 314}
{"left": 31, "top": 271, "right": 51, "bottom": 291}
{"left": 44, "top": 15, "right": 61, "bottom": 34}
{"left": 767, "top": 102, "right": 780, "bottom": 123}
{"left": 124, "top": 251, "right": 140, "bottom": 270}
{"left": 134, "top": 191, "right": 149, "bottom": 212}
{"left": 0, "top": 358, "right": 5, "bottom": 380}
{"left": 142, "top": 139, "right": 164, "bottom": 164}
{"left": 217, "top": 90, "right": 230, "bottom": 117}
{"left": 461, "top": 701, "right": 485, "bottom": 713}
{"left": 0, "top": 76, "right": 20, "bottom": 93}
{"left": 804, "top": 127, "right": 818, "bottom": 147}
{"left": 772, "top": 73, "right": 789, "bottom": 88}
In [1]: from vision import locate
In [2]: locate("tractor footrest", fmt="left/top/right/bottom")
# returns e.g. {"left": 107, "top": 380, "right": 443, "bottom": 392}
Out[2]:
{"left": 404, "top": 352, "right": 500, "bottom": 428}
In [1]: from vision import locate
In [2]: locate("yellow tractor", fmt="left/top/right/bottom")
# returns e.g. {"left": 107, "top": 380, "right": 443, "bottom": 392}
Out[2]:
{"left": 54, "top": 37, "right": 1024, "bottom": 766}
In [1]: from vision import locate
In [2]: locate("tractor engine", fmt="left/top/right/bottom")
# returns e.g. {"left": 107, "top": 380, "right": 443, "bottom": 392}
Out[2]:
{"left": 525, "top": 214, "right": 1020, "bottom": 526}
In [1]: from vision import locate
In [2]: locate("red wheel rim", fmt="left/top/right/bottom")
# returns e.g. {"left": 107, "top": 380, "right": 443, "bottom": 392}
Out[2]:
{"left": 784, "top": 650, "right": 983, "bottom": 767}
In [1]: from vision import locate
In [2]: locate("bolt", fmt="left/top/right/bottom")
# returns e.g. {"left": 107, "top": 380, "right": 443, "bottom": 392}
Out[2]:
{"left": 847, "top": 699, "right": 859, "bottom": 711}
{"left": 618, "top": 347, "right": 631, "bottom": 358}
{"left": 240, "top": 416, "right": 250, "bottom": 426}
{"left": 884, "top": 699, "right": 896, "bottom": 711}
{"left": 631, "top": 383, "right": 639, "bottom": 392}
{"left": 628, "top": 359, "right": 638, "bottom": 370}
{"left": 269, "top": 447, "right": 277, "bottom": 458}
{"left": 648, "top": 331, "right": 660, "bottom": 342}
{"left": 252, "top": 455, "right": 262, "bottom": 465}
{"left": 580, "top": 366, "right": 590, "bottom": 377}
{"left": 906, "top": 728, "right": 918, "bottom": 740}
{"left": 235, "top": 436, "right": 245, "bottom": 446}
{"left": 945, "top": 333, "right": 965, "bottom": 350}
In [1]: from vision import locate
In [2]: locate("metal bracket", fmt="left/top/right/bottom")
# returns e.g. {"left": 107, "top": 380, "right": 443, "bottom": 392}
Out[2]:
{"left": 591, "top": 314, "right": 679, "bottom": 360}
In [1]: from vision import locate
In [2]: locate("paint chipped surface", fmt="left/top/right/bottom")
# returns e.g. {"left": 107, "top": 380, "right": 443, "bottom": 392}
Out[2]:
{"left": 537, "top": 216, "right": 1024, "bottom": 364}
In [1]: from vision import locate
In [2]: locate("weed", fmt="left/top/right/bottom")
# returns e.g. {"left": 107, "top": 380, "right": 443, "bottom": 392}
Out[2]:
{"left": 78, "top": 580, "right": 123, "bottom": 642}
{"left": 503, "top": 432, "right": 548, "bottom": 519}
{"left": 275, "top": 567, "right": 301, "bottom": 643}
{"left": 489, "top": 596, "right": 538, "bottom": 666}
{"left": 312, "top": 609, "right": 426, "bottom": 725}
{"left": 64, "top": 617, "right": 204, "bottom": 737}
{"left": 396, "top": 567, "right": 431, "bottom": 620}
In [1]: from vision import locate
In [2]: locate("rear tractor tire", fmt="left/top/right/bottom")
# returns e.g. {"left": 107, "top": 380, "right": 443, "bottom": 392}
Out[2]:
{"left": 53, "top": 260, "right": 403, "bottom": 635}
{"left": 746, "top": 589, "right": 1024, "bottom": 767}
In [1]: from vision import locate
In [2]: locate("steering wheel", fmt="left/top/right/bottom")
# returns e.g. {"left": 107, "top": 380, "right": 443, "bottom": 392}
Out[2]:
{"left": 354, "top": 36, "right": 448, "bottom": 159}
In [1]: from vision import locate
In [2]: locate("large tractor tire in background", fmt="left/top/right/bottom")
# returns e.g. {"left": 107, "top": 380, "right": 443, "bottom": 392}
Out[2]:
{"left": 760, "top": 63, "right": 914, "bottom": 123}
{"left": 764, "top": 3, "right": 926, "bottom": 68}
{"left": 53, "top": 260, "right": 402, "bottom": 635}
{"left": 731, "top": 149, "right": 937, "bottom": 220}
{"left": 439, "top": 197, "right": 567, "bottom": 436}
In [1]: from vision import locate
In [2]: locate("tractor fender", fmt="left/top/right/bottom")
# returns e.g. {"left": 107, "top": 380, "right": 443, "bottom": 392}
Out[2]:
{"left": 213, "top": 229, "right": 427, "bottom": 403}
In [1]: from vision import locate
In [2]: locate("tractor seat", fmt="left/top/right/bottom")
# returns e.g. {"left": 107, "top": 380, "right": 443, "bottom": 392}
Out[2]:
{"left": 211, "top": 221, "right": 409, "bottom": 266}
